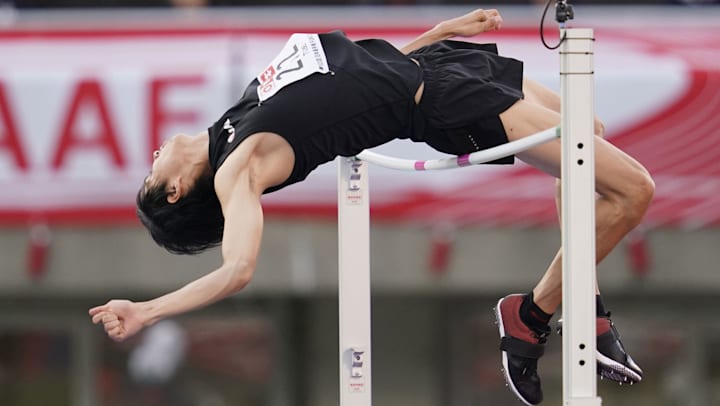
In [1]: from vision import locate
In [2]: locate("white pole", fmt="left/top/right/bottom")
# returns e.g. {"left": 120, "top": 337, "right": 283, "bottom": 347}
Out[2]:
{"left": 338, "top": 157, "right": 372, "bottom": 406}
{"left": 560, "top": 28, "right": 601, "bottom": 406}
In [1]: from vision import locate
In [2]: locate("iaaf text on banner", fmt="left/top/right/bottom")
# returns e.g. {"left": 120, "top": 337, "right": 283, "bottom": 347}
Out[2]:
{"left": 0, "top": 35, "right": 234, "bottom": 223}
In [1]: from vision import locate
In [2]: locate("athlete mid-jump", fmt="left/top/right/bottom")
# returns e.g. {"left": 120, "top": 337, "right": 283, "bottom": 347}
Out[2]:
{"left": 90, "top": 8, "right": 653, "bottom": 405}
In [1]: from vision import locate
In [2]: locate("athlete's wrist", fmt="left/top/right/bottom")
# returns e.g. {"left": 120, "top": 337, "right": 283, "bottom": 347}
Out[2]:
{"left": 138, "top": 300, "right": 162, "bottom": 327}
{"left": 430, "top": 23, "right": 453, "bottom": 42}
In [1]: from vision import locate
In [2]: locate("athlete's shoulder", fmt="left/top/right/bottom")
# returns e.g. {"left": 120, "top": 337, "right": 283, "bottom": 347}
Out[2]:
{"left": 215, "top": 132, "right": 294, "bottom": 194}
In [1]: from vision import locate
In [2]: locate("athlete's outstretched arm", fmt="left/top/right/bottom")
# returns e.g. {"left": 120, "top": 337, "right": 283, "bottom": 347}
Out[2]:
{"left": 399, "top": 8, "right": 503, "bottom": 54}
{"left": 89, "top": 179, "right": 263, "bottom": 341}
{"left": 88, "top": 134, "right": 287, "bottom": 342}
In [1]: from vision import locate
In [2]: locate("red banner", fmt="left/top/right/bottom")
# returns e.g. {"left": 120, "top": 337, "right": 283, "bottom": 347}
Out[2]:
{"left": 1, "top": 24, "right": 719, "bottom": 228}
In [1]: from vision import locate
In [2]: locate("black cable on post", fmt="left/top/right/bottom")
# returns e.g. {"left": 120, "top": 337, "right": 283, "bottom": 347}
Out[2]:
{"left": 540, "top": 0, "right": 575, "bottom": 50}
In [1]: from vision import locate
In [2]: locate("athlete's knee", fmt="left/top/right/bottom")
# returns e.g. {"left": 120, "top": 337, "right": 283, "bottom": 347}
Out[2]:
{"left": 634, "top": 167, "right": 655, "bottom": 210}
{"left": 593, "top": 118, "right": 606, "bottom": 139}
{"left": 618, "top": 165, "right": 655, "bottom": 227}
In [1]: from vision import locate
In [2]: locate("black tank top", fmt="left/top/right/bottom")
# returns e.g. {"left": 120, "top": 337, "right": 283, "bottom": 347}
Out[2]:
{"left": 208, "top": 30, "right": 422, "bottom": 194}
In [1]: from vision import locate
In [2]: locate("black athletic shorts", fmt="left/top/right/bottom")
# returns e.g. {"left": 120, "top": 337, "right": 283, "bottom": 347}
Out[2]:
{"left": 408, "top": 40, "right": 524, "bottom": 164}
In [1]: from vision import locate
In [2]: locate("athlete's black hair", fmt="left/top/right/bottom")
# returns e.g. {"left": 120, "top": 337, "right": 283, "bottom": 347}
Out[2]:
{"left": 136, "top": 173, "right": 224, "bottom": 255}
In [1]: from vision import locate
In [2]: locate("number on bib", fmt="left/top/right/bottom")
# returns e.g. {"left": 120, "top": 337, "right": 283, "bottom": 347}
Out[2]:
{"left": 257, "top": 33, "right": 330, "bottom": 102}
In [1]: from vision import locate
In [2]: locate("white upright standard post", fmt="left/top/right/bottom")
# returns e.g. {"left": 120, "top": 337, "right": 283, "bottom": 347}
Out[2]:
{"left": 560, "top": 28, "right": 602, "bottom": 406}
{"left": 337, "top": 157, "right": 373, "bottom": 406}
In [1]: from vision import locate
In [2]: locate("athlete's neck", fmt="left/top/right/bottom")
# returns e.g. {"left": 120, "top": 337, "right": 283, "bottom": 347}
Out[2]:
{"left": 186, "top": 131, "right": 211, "bottom": 178}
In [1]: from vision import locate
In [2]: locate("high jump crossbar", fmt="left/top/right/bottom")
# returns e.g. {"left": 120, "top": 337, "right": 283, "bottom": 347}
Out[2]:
{"left": 356, "top": 126, "right": 559, "bottom": 171}
{"left": 337, "top": 28, "right": 600, "bottom": 406}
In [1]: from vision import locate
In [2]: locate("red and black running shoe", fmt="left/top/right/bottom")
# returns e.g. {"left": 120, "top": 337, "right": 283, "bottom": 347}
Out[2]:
{"left": 557, "top": 314, "right": 643, "bottom": 384}
{"left": 495, "top": 294, "right": 550, "bottom": 405}
{"left": 595, "top": 315, "right": 643, "bottom": 383}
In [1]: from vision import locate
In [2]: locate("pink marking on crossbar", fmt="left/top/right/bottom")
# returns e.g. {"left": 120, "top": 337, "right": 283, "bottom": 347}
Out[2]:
{"left": 457, "top": 155, "right": 471, "bottom": 167}
{"left": 414, "top": 161, "right": 427, "bottom": 171}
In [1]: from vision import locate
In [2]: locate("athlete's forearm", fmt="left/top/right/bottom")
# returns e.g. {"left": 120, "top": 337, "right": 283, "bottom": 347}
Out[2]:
{"left": 139, "top": 262, "right": 252, "bottom": 326}
{"left": 400, "top": 8, "right": 503, "bottom": 55}
{"left": 400, "top": 25, "right": 451, "bottom": 55}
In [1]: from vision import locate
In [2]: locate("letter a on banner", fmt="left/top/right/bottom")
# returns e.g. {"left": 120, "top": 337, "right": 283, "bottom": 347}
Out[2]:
{"left": 52, "top": 79, "right": 125, "bottom": 170}
{"left": 0, "top": 82, "right": 28, "bottom": 171}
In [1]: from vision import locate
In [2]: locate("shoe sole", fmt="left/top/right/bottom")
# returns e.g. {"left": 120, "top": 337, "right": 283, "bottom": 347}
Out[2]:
{"left": 596, "top": 351, "right": 642, "bottom": 384}
{"left": 495, "top": 297, "right": 537, "bottom": 406}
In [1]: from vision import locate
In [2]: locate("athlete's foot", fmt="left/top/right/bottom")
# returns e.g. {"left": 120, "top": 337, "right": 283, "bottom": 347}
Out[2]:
{"left": 495, "top": 294, "right": 550, "bottom": 405}
{"left": 557, "top": 314, "right": 643, "bottom": 384}
{"left": 596, "top": 314, "right": 643, "bottom": 383}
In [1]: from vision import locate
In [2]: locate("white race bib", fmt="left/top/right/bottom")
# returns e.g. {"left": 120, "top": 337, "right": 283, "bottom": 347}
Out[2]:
{"left": 256, "top": 33, "right": 330, "bottom": 102}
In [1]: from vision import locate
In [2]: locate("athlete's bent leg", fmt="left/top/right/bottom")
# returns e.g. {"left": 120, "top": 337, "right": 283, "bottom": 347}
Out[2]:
{"left": 493, "top": 99, "right": 653, "bottom": 404}
{"left": 521, "top": 77, "right": 607, "bottom": 309}
{"left": 502, "top": 98, "right": 653, "bottom": 316}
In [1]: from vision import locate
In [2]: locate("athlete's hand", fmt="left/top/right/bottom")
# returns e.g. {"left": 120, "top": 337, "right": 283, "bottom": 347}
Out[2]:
{"left": 435, "top": 8, "right": 503, "bottom": 38}
{"left": 89, "top": 299, "right": 147, "bottom": 342}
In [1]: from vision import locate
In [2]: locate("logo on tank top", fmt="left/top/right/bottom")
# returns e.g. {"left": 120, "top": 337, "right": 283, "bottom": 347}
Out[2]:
{"left": 223, "top": 119, "right": 236, "bottom": 143}
{"left": 256, "top": 33, "right": 330, "bottom": 102}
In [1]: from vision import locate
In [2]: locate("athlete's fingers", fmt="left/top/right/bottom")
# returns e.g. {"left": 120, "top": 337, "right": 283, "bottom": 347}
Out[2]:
{"left": 103, "top": 312, "right": 118, "bottom": 325}
{"left": 492, "top": 15, "right": 503, "bottom": 30}
{"left": 89, "top": 305, "right": 109, "bottom": 316}
{"left": 109, "top": 327, "right": 126, "bottom": 342}
{"left": 473, "top": 8, "right": 488, "bottom": 22}
{"left": 108, "top": 322, "right": 121, "bottom": 333}
{"left": 92, "top": 311, "right": 118, "bottom": 325}
{"left": 103, "top": 319, "right": 121, "bottom": 332}
{"left": 469, "top": 9, "right": 501, "bottom": 32}
{"left": 92, "top": 311, "right": 109, "bottom": 324}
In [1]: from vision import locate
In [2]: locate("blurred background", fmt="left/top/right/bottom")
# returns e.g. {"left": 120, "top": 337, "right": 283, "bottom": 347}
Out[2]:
{"left": 1, "top": 1, "right": 719, "bottom": 406}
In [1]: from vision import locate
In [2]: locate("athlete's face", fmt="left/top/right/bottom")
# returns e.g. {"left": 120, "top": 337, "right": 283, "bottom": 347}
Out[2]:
{"left": 145, "top": 133, "right": 192, "bottom": 195}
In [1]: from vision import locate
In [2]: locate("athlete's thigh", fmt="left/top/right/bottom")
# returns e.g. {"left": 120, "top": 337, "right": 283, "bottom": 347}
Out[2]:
{"left": 499, "top": 99, "right": 646, "bottom": 200}
{"left": 523, "top": 77, "right": 560, "bottom": 113}
{"left": 523, "top": 77, "right": 605, "bottom": 137}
